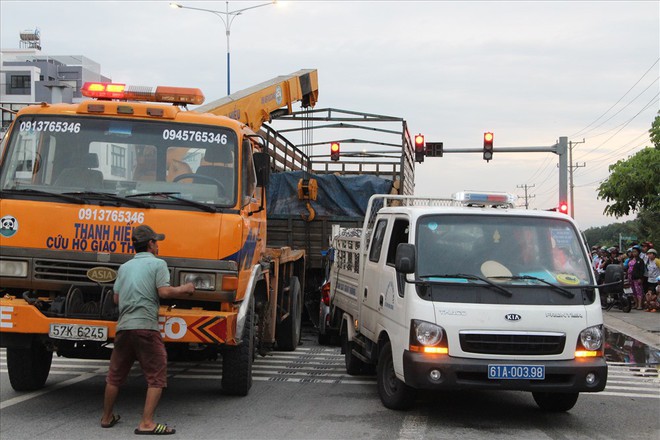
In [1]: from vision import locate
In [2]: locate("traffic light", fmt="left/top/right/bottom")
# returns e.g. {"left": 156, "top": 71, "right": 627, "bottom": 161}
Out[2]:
{"left": 330, "top": 142, "right": 340, "bottom": 161}
{"left": 558, "top": 201, "right": 569, "bottom": 214}
{"left": 483, "top": 132, "right": 494, "bottom": 161}
{"left": 414, "top": 133, "right": 425, "bottom": 163}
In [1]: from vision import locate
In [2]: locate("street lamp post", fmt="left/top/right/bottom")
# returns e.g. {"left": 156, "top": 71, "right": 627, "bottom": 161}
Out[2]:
{"left": 170, "top": 1, "right": 275, "bottom": 95}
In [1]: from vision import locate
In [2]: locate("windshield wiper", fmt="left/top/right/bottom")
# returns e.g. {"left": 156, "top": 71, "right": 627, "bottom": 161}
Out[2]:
{"left": 418, "top": 273, "right": 513, "bottom": 297}
{"left": 63, "top": 191, "right": 153, "bottom": 209}
{"left": 126, "top": 192, "right": 217, "bottom": 213}
{"left": 490, "top": 275, "right": 575, "bottom": 298}
{"left": 2, "top": 188, "right": 86, "bottom": 204}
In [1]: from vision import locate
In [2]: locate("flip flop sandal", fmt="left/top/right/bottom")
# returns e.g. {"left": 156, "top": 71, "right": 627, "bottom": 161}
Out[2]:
{"left": 134, "top": 423, "right": 176, "bottom": 435}
{"left": 101, "top": 414, "right": 120, "bottom": 428}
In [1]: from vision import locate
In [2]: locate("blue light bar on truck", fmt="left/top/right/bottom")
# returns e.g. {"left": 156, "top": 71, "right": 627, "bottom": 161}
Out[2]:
{"left": 453, "top": 191, "right": 517, "bottom": 208}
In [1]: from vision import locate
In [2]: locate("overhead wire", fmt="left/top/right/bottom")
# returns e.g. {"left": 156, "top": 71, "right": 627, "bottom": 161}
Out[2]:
{"left": 579, "top": 132, "right": 650, "bottom": 171}
{"left": 522, "top": 60, "right": 659, "bottom": 207}
{"left": 574, "top": 92, "right": 659, "bottom": 161}
{"left": 569, "top": 57, "right": 659, "bottom": 139}
{"left": 572, "top": 77, "right": 659, "bottom": 140}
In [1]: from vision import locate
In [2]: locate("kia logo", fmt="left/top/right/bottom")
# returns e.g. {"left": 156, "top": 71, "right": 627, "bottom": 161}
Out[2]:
{"left": 505, "top": 314, "right": 521, "bottom": 321}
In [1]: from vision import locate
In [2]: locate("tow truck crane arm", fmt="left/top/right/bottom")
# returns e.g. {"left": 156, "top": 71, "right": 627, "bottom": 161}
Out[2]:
{"left": 195, "top": 69, "right": 319, "bottom": 131}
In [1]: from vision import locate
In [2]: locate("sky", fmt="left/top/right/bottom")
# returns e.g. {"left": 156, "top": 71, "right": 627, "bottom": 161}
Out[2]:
{"left": 1, "top": 0, "right": 658, "bottom": 229}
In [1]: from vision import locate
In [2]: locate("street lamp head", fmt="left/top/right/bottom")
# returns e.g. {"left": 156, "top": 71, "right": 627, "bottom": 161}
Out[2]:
{"left": 169, "top": 2, "right": 182, "bottom": 8}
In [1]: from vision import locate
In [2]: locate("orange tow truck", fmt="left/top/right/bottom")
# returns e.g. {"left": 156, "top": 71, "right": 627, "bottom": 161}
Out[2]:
{"left": 0, "top": 69, "right": 318, "bottom": 395}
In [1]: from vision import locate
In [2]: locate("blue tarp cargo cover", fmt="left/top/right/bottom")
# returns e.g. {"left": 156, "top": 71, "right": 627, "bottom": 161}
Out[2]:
{"left": 267, "top": 171, "right": 393, "bottom": 218}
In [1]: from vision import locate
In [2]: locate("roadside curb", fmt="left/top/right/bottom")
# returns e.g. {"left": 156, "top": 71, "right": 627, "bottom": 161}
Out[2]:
{"left": 603, "top": 313, "right": 660, "bottom": 350}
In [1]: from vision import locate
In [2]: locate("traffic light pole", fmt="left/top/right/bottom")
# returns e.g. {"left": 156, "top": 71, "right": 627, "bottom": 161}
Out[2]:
{"left": 557, "top": 137, "right": 568, "bottom": 213}
{"left": 425, "top": 136, "right": 569, "bottom": 214}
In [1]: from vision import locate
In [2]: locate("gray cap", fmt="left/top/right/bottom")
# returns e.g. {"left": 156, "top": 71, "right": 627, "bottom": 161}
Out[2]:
{"left": 132, "top": 225, "right": 165, "bottom": 244}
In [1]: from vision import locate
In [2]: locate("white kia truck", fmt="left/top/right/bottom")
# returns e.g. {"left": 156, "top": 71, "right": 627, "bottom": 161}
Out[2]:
{"left": 329, "top": 193, "right": 607, "bottom": 411}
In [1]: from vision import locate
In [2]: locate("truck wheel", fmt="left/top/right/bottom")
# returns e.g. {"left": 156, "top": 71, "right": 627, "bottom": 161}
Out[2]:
{"left": 7, "top": 340, "right": 53, "bottom": 391}
{"left": 377, "top": 341, "right": 415, "bottom": 410}
{"left": 532, "top": 392, "right": 579, "bottom": 412}
{"left": 276, "top": 276, "right": 302, "bottom": 351}
{"left": 318, "top": 330, "right": 332, "bottom": 345}
{"left": 221, "top": 298, "right": 254, "bottom": 396}
{"left": 342, "top": 327, "right": 366, "bottom": 375}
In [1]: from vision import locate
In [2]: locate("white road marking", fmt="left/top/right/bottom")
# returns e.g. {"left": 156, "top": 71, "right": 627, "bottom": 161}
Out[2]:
{"left": 2, "top": 349, "right": 659, "bottom": 405}
{"left": 0, "top": 367, "right": 106, "bottom": 410}
{"left": 398, "top": 415, "right": 428, "bottom": 440}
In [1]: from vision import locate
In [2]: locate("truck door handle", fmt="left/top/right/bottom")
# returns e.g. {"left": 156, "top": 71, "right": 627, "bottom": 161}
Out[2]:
{"left": 363, "top": 288, "right": 368, "bottom": 299}
{"left": 379, "top": 295, "right": 384, "bottom": 307}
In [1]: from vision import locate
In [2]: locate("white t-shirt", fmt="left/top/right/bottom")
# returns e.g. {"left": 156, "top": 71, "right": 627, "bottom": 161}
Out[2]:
{"left": 646, "top": 257, "right": 660, "bottom": 284}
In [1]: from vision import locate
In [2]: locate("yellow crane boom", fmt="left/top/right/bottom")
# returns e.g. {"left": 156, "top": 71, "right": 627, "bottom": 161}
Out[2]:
{"left": 195, "top": 69, "right": 319, "bottom": 131}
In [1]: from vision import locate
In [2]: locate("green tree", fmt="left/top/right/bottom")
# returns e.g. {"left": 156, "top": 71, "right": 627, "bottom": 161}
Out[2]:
{"left": 597, "top": 147, "right": 660, "bottom": 217}
{"left": 650, "top": 111, "right": 660, "bottom": 149}
{"left": 597, "top": 115, "right": 660, "bottom": 245}
{"left": 582, "top": 220, "right": 639, "bottom": 249}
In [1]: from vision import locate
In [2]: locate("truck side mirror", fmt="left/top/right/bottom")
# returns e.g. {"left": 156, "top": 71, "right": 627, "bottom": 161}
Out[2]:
{"left": 395, "top": 243, "right": 416, "bottom": 274}
{"left": 253, "top": 152, "right": 270, "bottom": 187}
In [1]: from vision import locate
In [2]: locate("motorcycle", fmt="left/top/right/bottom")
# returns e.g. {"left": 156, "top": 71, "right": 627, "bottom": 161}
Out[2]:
{"left": 600, "top": 264, "right": 632, "bottom": 313}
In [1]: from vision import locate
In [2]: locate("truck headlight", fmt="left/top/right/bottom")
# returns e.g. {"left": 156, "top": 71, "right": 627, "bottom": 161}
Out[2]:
{"left": 579, "top": 325, "right": 603, "bottom": 351}
{"left": 0, "top": 259, "right": 28, "bottom": 277}
{"left": 412, "top": 320, "right": 444, "bottom": 346}
{"left": 181, "top": 272, "right": 216, "bottom": 291}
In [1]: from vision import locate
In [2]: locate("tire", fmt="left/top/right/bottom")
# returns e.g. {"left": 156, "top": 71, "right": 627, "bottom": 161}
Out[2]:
{"left": 276, "top": 276, "right": 302, "bottom": 351}
{"left": 532, "top": 392, "right": 579, "bottom": 412}
{"left": 342, "top": 326, "right": 366, "bottom": 376}
{"left": 620, "top": 296, "right": 632, "bottom": 313}
{"left": 377, "top": 341, "right": 415, "bottom": 410}
{"left": 221, "top": 298, "right": 254, "bottom": 396}
{"left": 318, "top": 330, "right": 332, "bottom": 345}
{"left": 7, "top": 340, "right": 53, "bottom": 391}
{"left": 603, "top": 265, "right": 624, "bottom": 294}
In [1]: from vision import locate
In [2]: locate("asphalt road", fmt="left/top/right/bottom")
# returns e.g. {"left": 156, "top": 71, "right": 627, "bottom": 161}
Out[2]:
{"left": 1, "top": 326, "right": 658, "bottom": 440}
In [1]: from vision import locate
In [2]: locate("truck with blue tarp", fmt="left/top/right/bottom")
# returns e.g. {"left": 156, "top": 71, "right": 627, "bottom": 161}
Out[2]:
{"left": 261, "top": 108, "right": 416, "bottom": 333}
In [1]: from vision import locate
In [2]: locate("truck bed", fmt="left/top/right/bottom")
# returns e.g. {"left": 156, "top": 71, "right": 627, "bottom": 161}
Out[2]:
{"left": 266, "top": 214, "right": 363, "bottom": 270}
{"left": 328, "top": 232, "right": 362, "bottom": 320}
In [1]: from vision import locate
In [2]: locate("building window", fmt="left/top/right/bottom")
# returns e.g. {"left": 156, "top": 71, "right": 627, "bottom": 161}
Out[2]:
{"left": 10, "top": 75, "right": 31, "bottom": 88}
{"left": 111, "top": 144, "right": 126, "bottom": 177}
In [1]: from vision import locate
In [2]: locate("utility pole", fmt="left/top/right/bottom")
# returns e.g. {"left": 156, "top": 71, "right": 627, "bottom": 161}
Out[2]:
{"left": 569, "top": 139, "right": 586, "bottom": 218}
{"left": 516, "top": 184, "right": 536, "bottom": 209}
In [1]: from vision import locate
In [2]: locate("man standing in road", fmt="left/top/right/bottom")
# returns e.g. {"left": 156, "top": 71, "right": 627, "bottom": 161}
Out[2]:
{"left": 101, "top": 225, "right": 195, "bottom": 435}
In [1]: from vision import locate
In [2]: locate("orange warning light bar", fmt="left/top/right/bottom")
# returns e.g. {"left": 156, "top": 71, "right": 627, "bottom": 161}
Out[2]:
{"left": 81, "top": 82, "right": 205, "bottom": 105}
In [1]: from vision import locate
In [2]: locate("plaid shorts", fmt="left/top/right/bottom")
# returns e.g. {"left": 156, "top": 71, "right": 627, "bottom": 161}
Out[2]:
{"left": 106, "top": 329, "right": 167, "bottom": 388}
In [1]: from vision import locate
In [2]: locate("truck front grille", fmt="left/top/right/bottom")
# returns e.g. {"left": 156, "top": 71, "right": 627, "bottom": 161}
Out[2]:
{"left": 459, "top": 332, "right": 565, "bottom": 355}
{"left": 34, "top": 259, "right": 121, "bottom": 284}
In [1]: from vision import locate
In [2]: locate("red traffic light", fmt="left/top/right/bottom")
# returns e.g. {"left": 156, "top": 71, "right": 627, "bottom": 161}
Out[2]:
{"left": 483, "top": 132, "right": 494, "bottom": 161}
{"left": 414, "top": 134, "right": 425, "bottom": 152}
{"left": 559, "top": 202, "right": 569, "bottom": 214}
{"left": 330, "top": 142, "right": 340, "bottom": 161}
{"left": 414, "top": 133, "right": 425, "bottom": 163}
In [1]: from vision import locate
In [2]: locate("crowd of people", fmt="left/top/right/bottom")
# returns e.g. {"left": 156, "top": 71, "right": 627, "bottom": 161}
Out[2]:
{"left": 592, "top": 241, "right": 660, "bottom": 312}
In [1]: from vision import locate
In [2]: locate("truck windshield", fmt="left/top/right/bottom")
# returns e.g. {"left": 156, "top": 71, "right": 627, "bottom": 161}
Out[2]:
{"left": 0, "top": 115, "right": 238, "bottom": 207}
{"left": 416, "top": 214, "right": 593, "bottom": 289}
